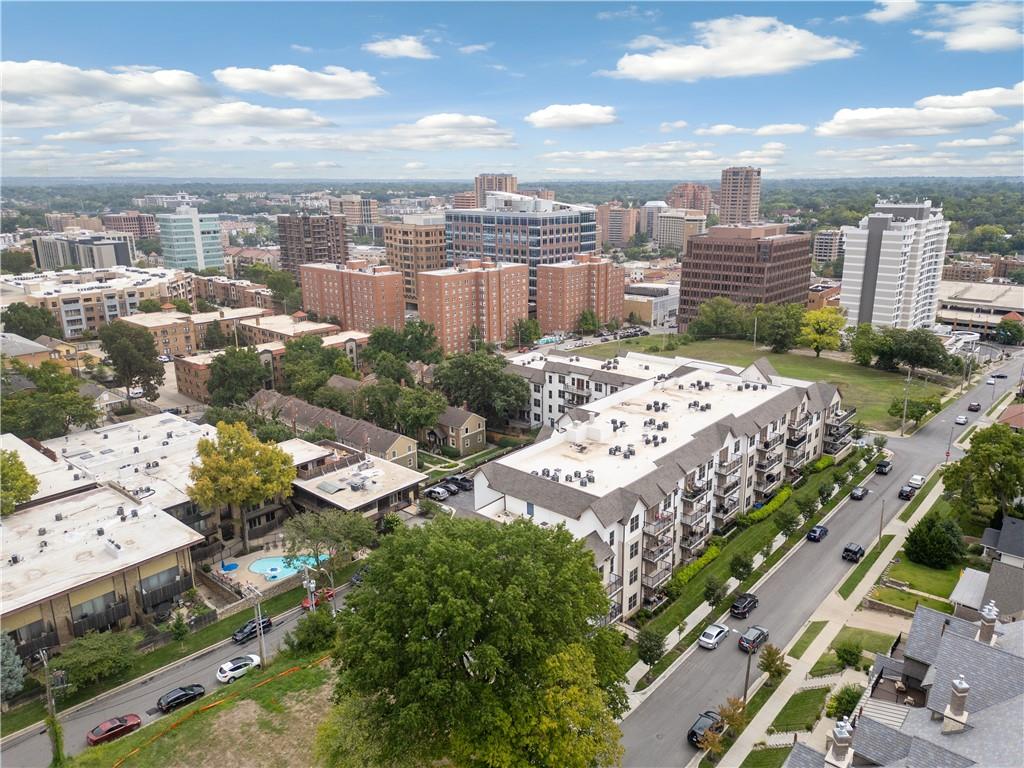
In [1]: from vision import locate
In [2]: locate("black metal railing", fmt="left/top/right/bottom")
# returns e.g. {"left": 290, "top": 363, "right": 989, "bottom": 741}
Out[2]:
{"left": 715, "top": 478, "right": 740, "bottom": 496}
{"left": 642, "top": 542, "right": 673, "bottom": 563}
{"left": 14, "top": 630, "right": 59, "bottom": 660}
{"left": 789, "top": 412, "right": 811, "bottom": 430}
{"left": 760, "top": 434, "right": 783, "bottom": 450}
{"left": 643, "top": 515, "right": 673, "bottom": 537}
{"left": 641, "top": 565, "right": 672, "bottom": 589}
{"left": 717, "top": 456, "right": 742, "bottom": 475}
{"left": 786, "top": 433, "right": 807, "bottom": 449}
{"left": 756, "top": 454, "right": 782, "bottom": 472}
{"left": 828, "top": 407, "right": 856, "bottom": 426}
{"left": 682, "top": 483, "right": 709, "bottom": 501}
{"left": 137, "top": 572, "right": 192, "bottom": 612}
{"left": 71, "top": 599, "right": 130, "bottom": 637}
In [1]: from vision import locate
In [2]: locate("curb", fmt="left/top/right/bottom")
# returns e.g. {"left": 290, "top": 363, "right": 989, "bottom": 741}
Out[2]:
{"left": 0, "top": 602, "right": 308, "bottom": 747}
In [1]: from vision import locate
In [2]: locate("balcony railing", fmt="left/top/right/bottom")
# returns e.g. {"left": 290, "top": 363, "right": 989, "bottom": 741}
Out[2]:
{"left": 643, "top": 515, "right": 674, "bottom": 537}
{"left": 755, "top": 475, "right": 783, "bottom": 494}
{"left": 715, "top": 477, "right": 740, "bottom": 496}
{"left": 641, "top": 564, "right": 672, "bottom": 589}
{"left": 760, "top": 434, "right": 784, "bottom": 451}
{"left": 827, "top": 407, "right": 856, "bottom": 427}
{"left": 137, "top": 572, "right": 192, "bottom": 612}
{"left": 604, "top": 573, "right": 623, "bottom": 597}
{"left": 598, "top": 601, "right": 623, "bottom": 626}
{"left": 71, "top": 599, "right": 130, "bottom": 637}
{"left": 680, "top": 529, "right": 710, "bottom": 553}
{"left": 756, "top": 454, "right": 782, "bottom": 473}
{"left": 716, "top": 456, "right": 742, "bottom": 475}
{"left": 789, "top": 412, "right": 811, "bottom": 430}
{"left": 785, "top": 433, "right": 807, "bottom": 449}
{"left": 681, "top": 509, "right": 709, "bottom": 527}
{"left": 643, "top": 542, "right": 674, "bottom": 563}
{"left": 824, "top": 436, "right": 853, "bottom": 456}
{"left": 716, "top": 496, "right": 739, "bottom": 516}
{"left": 784, "top": 452, "right": 808, "bottom": 469}
{"left": 15, "top": 630, "right": 59, "bottom": 661}
{"left": 682, "top": 483, "right": 709, "bottom": 501}
{"left": 828, "top": 421, "right": 853, "bottom": 439}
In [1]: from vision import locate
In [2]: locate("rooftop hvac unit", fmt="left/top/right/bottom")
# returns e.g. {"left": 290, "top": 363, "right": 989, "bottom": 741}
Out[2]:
{"left": 55, "top": 513, "right": 63, "bottom": 522}
{"left": 580, "top": 479, "right": 588, "bottom": 487}
{"left": 37, "top": 527, "right": 46, "bottom": 536}
{"left": 96, "top": 527, "right": 105, "bottom": 536}
{"left": 131, "top": 509, "right": 139, "bottom": 518}
{"left": 9, "top": 554, "right": 21, "bottom": 565}
{"left": 103, "top": 433, "right": 109, "bottom": 439}
{"left": 133, "top": 446, "right": 139, "bottom": 454}
{"left": 542, "top": 468, "right": 550, "bottom": 477}
{"left": 761, "top": 383, "right": 768, "bottom": 390}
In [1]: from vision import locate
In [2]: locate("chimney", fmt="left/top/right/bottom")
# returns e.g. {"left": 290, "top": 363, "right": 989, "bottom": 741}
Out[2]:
{"left": 977, "top": 600, "right": 999, "bottom": 645}
{"left": 942, "top": 675, "right": 970, "bottom": 733}
{"left": 825, "top": 716, "right": 853, "bottom": 768}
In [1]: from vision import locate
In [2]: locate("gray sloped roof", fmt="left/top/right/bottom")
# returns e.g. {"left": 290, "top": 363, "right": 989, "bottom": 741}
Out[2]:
{"left": 981, "top": 560, "right": 1024, "bottom": 617}
{"left": 853, "top": 716, "right": 914, "bottom": 765}
{"left": 437, "top": 405, "right": 480, "bottom": 430}
{"left": 503, "top": 362, "right": 546, "bottom": 385}
{"left": 1, "top": 332, "right": 51, "bottom": 357}
{"left": 983, "top": 517, "right": 1024, "bottom": 558}
{"left": 479, "top": 462, "right": 596, "bottom": 520}
{"left": 949, "top": 568, "right": 989, "bottom": 610}
{"left": 924, "top": 630, "right": 1024, "bottom": 717}
{"left": 904, "top": 738, "right": 975, "bottom": 768}
{"left": 746, "top": 357, "right": 781, "bottom": 381}
{"left": 904, "top": 605, "right": 979, "bottom": 667}
{"left": 325, "top": 374, "right": 361, "bottom": 392}
{"left": 583, "top": 531, "right": 612, "bottom": 565}
{"left": 782, "top": 742, "right": 826, "bottom": 768}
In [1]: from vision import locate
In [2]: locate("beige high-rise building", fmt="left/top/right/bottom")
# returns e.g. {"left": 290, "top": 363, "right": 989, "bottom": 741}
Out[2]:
{"left": 719, "top": 167, "right": 762, "bottom": 225}
{"left": 519, "top": 188, "right": 556, "bottom": 201}
{"left": 384, "top": 214, "right": 446, "bottom": 306}
{"left": 596, "top": 204, "right": 640, "bottom": 248}
{"left": 277, "top": 212, "right": 347, "bottom": 278}
{"left": 418, "top": 259, "right": 529, "bottom": 353}
{"left": 100, "top": 211, "right": 157, "bottom": 240}
{"left": 451, "top": 191, "right": 478, "bottom": 209}
{"left": 668, "top": 183, "right": 713, "bottom": 215}
{"left": 44, "top": 213, "right": 104, "bottom": 232}
{"left": 299, "top": 259, "right": 405, "bottom": 333}
{"left": 474, "top": 173, "right": 518, "bottom": 207}
{"left": 329, "top": 195, "right": 380, "bottom": 227}
{"left": 535, "top": 254, "right": 625, "bottom": 335}
{"left": 656, "top": 209, "right": 707, "bottom": 254}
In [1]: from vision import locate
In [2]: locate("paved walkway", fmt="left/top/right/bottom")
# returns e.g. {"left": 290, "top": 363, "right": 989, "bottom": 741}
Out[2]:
{"left": 718, "top": 476, "right": 946, "bottom": 766}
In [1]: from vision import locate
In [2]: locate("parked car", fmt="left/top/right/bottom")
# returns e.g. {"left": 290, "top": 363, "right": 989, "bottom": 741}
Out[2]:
{"left": 157, "top": 684, "right": 205, "bottom": 713}
{"left": 730, "top": 593, "right": 759, "bottom": 619}
{"left": 908, "top": 474, "right": 926, "bottom": 489}
{"left": 993, "top": 372, "right": 1008, "bottom": 379}
{"left": 216, "top": 654, "right": 261, "bottom": 683}
{"left": 851, "top": 486, "right": 868, "bottom": 500}
{"left": 87, "top": 714, "right": 142, "bottom": 746}
{"left": 967, "top": 402, "right": 982, "bottom": 412}
{"left": 231, "top": 616, "right": 272, "bottom": 643}
{"left": 686, "top": 710, "right": 724, "bottom": 747}
{"left": 807, "top": 525, "right": 829, "bottom": 542}
{"left": 898, "top": 485, "right": 916, "bottom": 500}
{"left": 450, "top": 475, "right": 474, "bottom": 491}
{"left": 986, "top": 378, "right": 996, "bottom": 385}
{"left": 350, "top": 565, "right": 369, "bottom": 587}
{"left": 955, "top": 415, "right": 968, "bottom": 425}
{"left": 157, "top": 355, "right": 172, "bottom": 363}
{"left": 875, "top": 460, "right": 893, "bottom": 475}
{"left": 842, "top": 543, "right": 865, "bottom": 562}
{"left": 424, "top": 486, "right": 449, "bottom": 501}
{"left": 738, "top": 625, "right": 770, "bottom": 653}
{"left": 301, "top": 587, "right": 336, "bottom": 610}
{"left": 698, "top": 623, "right": 730, "bottom": 650}
{"left": 438, "top": 482, "right": 460, "bottom": 495}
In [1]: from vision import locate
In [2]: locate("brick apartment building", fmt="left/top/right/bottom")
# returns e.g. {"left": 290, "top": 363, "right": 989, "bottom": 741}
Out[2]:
{"left": 330, "top": 196, "right": 379, "bottom": 227}
{"left": 535, "top": 255, "right": 625, "bottom": 335}
{"left": 238, "top": 313, "right": 340, "bottom": 346}
{"left": 596, "top": 204, "right": 640, "bottom": 247}
{"left": 277, "top": 212, "right": 347, "bottom": 278}
{"left": 418, "top": 259, "right": 529, "bottom": 353}
{"left": 383, "top": 215, "right": 446, "bottom": 307}
{"left": 451, "top": 191, "right": 478, "bottom": 209}
{"left": 719, "top": 166, "right": 762, "bottom": 225}
{"left": 191, "top": 274, "right": 272, "bottom": 309}
{"left": 678, "top": 223, "right": 812, "bottom": 329}
{"left": 667, "top": 183, "right": 713, "bottom": 215}
{"left": 299, "top": 259, "right": 404, "bottom": 333}
{"left": 122, "top": 306, "right": 271, "bottom": 356}
{"left": 100, "top": 211, "right": 157, "bottom": 240}
{"left": 474, "top": 173, "right": 518, "bottom": 206}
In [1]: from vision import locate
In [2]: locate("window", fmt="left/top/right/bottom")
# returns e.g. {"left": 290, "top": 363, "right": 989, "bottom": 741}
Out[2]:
{"left": 526, "top": 501, "right": 534, "bottom": 517}
{"left": 72, "top": 591, "right": 117, "bottom": 619}
{"left": 140, "top": 566, "right": 179, "bottom": 592}
{"left": 628, "top": 567, "right": 639, "bottom": 585}
{"left": 608, "top": 530, "right": 615, "bottom": 547}
{"left": 629, "top": 542, "right": 639, "bottom": 559}
{"left": 628, "top": 593, "right": 638, "bottom": 610}
{"left": 629, "top": 515, "right": 639, "bottom": 533}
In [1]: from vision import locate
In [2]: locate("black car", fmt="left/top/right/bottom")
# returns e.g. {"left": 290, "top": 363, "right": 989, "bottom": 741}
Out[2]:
{"left": 842, "top": 543, "right": 865, "bottom": 562}
{"left": 450, "top": 475, "right": 474, "bottom": 491}
{"left": 350, "top": 564, "right": 369, "bottom": 587}
{"left": 967, "top": 402, "right": 982, "bottom": 412}
{"left": 738, "top": 625, "right": 770, "bottom": 653}
{"left": 231, "top": 616, "right": 272, "bottom": 643}
{"left": 157, "top": 684, "right": 205, "bottom": 713}
{"left": 993, "top": 372, "right": 1008, "bottom": 379}
{"left": 851, "top": 486, "right": 868, "bottom": 501}
{"left": 687, "top": 710, "right": 724, "bottom": 747}
{"left": 898, "top": 485, "right": 916, "bottom": 500}
{"left": 807, "top": 525, "right": 828, "bottom": 542}
{"left": 875, "top": 460, "right": 892, "bottom": 475}
{"left": 730, "top": 593, "right": 759, "bottom": 619}
{"left": 438, "top": 482, "right": 460, "bottom": 495}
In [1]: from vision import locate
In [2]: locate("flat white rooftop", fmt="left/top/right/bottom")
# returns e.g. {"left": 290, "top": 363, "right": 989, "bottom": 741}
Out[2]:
{"left": 1, "top": 433, "right": 95, "bottom": 503}
{"left": 122, "top": 311, "right": 189, "bottom": 328}
{"left": 508, "top": 350, "right": 737, "bottom": 379}
{"left": 276, "top": 438, "right": 334, "bottom": 467}
{"left": 0, "top": 485, "right": 203, "bottom": 615}
{"left": 498, "top": 367, "right": 798, "bottom": 498}
{"left": 293, "top": 453, "right": 426, "bottom": 513}
{"left": 178, "top": 330, "right": 369, "bottom": 366}
{"left": 42, "top": 414, "right": 216, "bottom": 511}
{"left": 191, "top": 306, "right": 269, "bottom": 324}
{"left": 239, "top": 314, "right": 339, "bottom": 337}
{"left": 0, "top": 267, "right": 185, "bottom": 306}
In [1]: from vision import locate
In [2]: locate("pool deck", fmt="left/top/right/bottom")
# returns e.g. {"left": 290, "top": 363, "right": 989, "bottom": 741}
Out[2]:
{"left": 216, "top": 543, "right": 298, "bottom": 591}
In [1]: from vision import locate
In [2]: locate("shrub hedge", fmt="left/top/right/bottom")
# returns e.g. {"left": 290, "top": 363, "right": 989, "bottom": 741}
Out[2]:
{"left": 664, "top": 545, "right": 721, "bottom": 599}
{"left": 805, "top": 456, "right": 835, "bottom": 475}
{"left": 737, "top": 487, "right": 793, "bottom": 528}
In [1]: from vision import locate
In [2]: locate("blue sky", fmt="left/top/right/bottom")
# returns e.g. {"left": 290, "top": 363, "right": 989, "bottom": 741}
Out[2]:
{"left": 2, "top": 1, "right": 1022, "bottom": 179}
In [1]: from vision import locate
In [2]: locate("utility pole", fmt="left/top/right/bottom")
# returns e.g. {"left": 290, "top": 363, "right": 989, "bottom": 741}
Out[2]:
{"left": 302, "top": 565, "right": 317, "bottom": 613}
{"left": 38, "top": 649, "right": 66, "bottom": 767}
{"left": 743, "top": 649, "right": 753, "bottom": 707}
{"left": 752, "top": 312, "right": 758, "bottom": 350}
{"left": 900, "top": 368, "right": 912, "bottom": 437}
{"left": 945, "top": 424, "right": 955, "bottom": 465}
{"left": 879, "top": 498, "right": 886, "bottom": 545}
{"left": 245, "top": 584, "right": 267, "bottom": 664}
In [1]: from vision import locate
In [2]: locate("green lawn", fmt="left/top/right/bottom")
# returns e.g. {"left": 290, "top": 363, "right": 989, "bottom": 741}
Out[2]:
{"left": 887, "top": 549, "right": 960, "bottom": 598}
{"left": 959, "top": 425, "right": 977, "bottom": 443}
{"left": 769, "top": 687, "right": 830, "bottom": 732}
{"left": 872, "top": 585, "right": 953, "bottom": 615}
{"left": 582, "top": 338, "right": 946, "bottom": 430}
{"left": 809, "top": 651, "right": 844, "bottom": 677}
{"left": 838, "top": 535, "right": 894, "bottom": 599}
{"left": 740, "top": 747, "right": 793, "bottom": 768}
{"left": 986, "top": 391, "right": 1013, "bottom": 417}
{"left": 898, "top": 471, "right": 942, "bottom": 522}
{"left": 831, "top": 625, "right": 896, "bottom": 654}
{"left": 788, "top": 621, "right": 828, "bottom": 660}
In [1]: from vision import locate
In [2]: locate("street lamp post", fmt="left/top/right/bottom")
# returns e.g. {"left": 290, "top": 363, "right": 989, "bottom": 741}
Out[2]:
{"left": 245, "top": 584, "right": 268, "bottom": 665}
{"left": 879, "top": 498, "right": 886, "bottom": 545}
{"left": 315, "top": 566, "right": 337, "bottom": 615}
{"left": 302, "top": 565, "right": 317, "bottom": 613}
{"left": 37, "top": 648, "right": 65, "bottom": 766}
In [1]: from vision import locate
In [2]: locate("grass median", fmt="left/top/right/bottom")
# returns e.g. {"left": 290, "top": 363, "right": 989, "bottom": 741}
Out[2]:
{"left": 887, "top": 549, "right": 959, "bottom": 598}
{"left": 871, "top": 585, "right": 953, "bottom": 615}
{"left": 898, "top": 471, "right": 942, "bottom": 522}
{"left": 740, "top": 747, "right": 793, "bottom": 768}
{"left": 838, "top": 535, "right": 893, "bottom": 599}
{"left": 768, "top": 687, "right": 830, "bottom": 733}
{"left": 788, "top": 621, "right": 828, "bottom": 660}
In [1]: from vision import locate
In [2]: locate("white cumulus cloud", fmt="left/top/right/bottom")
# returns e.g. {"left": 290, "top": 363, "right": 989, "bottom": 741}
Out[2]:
{"left": 937, "top": 135, "right": 1015, "bottom": 147}
{"left": 362, "top": 35, "right": 436, "bottom": 59}
{"left": 404, "top": 161, "right": 426, "bottom": 169}
{"left": 213, "top": 64, "right": 384, "bottom": 100}
{"left": 458, "top": 43, "right": 492, "bottom": 54}
{"left": 524, "top": 103, "right": 618, "bottom": 128}
{"left": 996, "top": 120, "right": 1024, "bottom": 135}
{"left": 601, "top": 16, "right": 858, "bottom": 81}
{"left": 914, "top": 81, "right": 1023, "bottom": 108}
{"left": 816, "top": 105, "right": 1004, "bottom": 136}
{"left": 912, "top": 1, "right": 1024, "bottom": 51}
{"left": 695, "top": 123, "right": 807, "bottom": 136}
{"left": 865, "top": 1, "right": 920, "bottom": 23}
{"left": 659, "top": 120, "right": 688, "bottom": 133}
{"left": 192, "top": 101, "right": 332, "bottom": 127}
{"left": 2, "top": 60, "right": 209, "bottom": 102}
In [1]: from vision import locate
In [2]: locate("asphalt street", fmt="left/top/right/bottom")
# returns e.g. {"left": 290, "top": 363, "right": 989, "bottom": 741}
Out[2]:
{"left": 2, "top": 591, "right": 347, "bottom": 767}
{"left": 619, "top": 353, "right": 1023, "bottom": 768}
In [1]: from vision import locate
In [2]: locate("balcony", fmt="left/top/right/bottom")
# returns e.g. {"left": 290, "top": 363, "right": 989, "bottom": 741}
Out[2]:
{"left": 756, "top": 454, "right": 782, "bottom": 473}
{"left": 716, "top": 456, "right": 742, "bottom": 475}
{"left": 643, "top": 592, "right": 668, "bottom": 612}
{"left": 716, "top": 496, "right": 739, "bottom": 516}
{"left": 682, "top": 483, "right": 709, "bottom": 501}
{"left": 604, "top": 573, "right": 624, "bottom": 597}
{"left": 785, "top": 452, "right": 808, "bottom": 469}
{"left": 598, "top": 601, "right": 623, "bottom": 626}
{"left": 715, "top": 477, "right": 740, "bottom": 497}
{"left": 643, "top": 515, "right": 674, "bottom": 537}
{"left": 680, "top": 528, "right": 710, "bottom": 554}
{"left": 71, "top": 599, "right": 131, "bottom": 637}
{"left": 827, "top": 407, "right": 856, "bottom": 427}
{"left": 641, "top": 564, "right": 672, "bottom": 590}
{"left": 755, "top": 475, "right": 783, "bottom": 494}
{"left": 643, "top": 541, "right": 674, "bottom": 563}
{"left": 825, "top": 436, "right": 853, "bottom": 458}
{"left": 828, "top": 421, "right": 853, "bottom": 440}
{"left": 760, "top": 434, "right": 784, "bottom": 451}
{"left": 137, "top": 571, "right": 192, "bottom": 612}
{"left": 789, "top": 412, "right": 811, "bottom": 430}
{"left": 785, "top": 433, "right": 808, "bottom": 449}
{"left": 14, "top": 630, "right": 59, "bottom": 661}
{"left": 681, "top": 508, "right": 709, "bottom": 527}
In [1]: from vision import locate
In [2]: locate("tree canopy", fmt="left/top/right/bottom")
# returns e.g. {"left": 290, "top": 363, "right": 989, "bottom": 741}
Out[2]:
{"left": 433, "top": 351, "right": 530, "bottom": 425}
{"left": 576, "top": 309, "right": 600, "bottom": 335}
{"left": 208, "top": 346, "right": 267, "bottom": 407}
{"left": 904, "top": 513, "right": 966, "bottom": 569}
{"left": 798, "top": 307, "right": 846, "bottom": 357}
{"left": 0, "top": 634, "right": 26, "bottom": 699}
{"left": 944, "top": 424, "right": 1024, "bottom": 526}
{"left": 1, "top": 302, "right": 62, "bottom": 340}
{"left": 1, "top": 361, "right": 99, "bottom": 440}
{"left": 281, "top": 335, "right": 358, "bottom": 401}
{"left": 688, "top": 297, "right": 748, "bottom": 340}
{"left": 283, "top": 509, "right": 375, "bottom": 571}
{"left": 98, "top": 320, "right": 165, "bottom": 401}
{"left": 136, "top": 298, "right": 163, "bottom": 313}
{"left": 321, "top": 516, "right": 628, "bottom": 768}
{"left": 754, "top": 303, "right": 804, "bottom": 353}
{"left": 395, "top": 386, "right": 448, "bottom": 438}
{"left": 371, "top": 351, "right": 412, "bottom": 385}
{"left": 1, "top": 449, "right": 39, "bottom": 516}
{"left": 363, "top": 321, "right": 442, "bottom": 365}
{"left": 994, "top": 317, "right": 1024, "bottom": 346}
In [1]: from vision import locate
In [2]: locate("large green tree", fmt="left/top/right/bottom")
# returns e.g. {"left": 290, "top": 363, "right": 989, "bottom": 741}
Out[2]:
{"left": 281, "top": 335, "right": 356, "bottom": 401}
{"left": 433, "top": 352, "right": 530, "bottom": 425}
{"left": 352, "top": 380, "right": 402, "bottom": 430}
{"left": 202, "top": 320, "right": 229, "bottom": 349}
{"left": 371, "top": 351, "right": 412, "bottom": 385}
{"left": 0, "top": 634, "right": 26, "bottom": 699}
{"left": 944, "top": 424, "right": 1024, "bottom": 525}
{"left": 994, "top": 317, "right": 1024, "bottom": 346}
{"left": 283, "top": 509, "right": 375, "bottom": 571}
{"left": 321, "top": 517, "right": 627, "bottom": 768}
{"left": 576, "top": 309, "right": 600, "bottom": 335}
{"left": 1, "top": 449, "right": 38, "bottom": 516}
{"left": 688, "top": 297, "right": 748, "bottom": 340}
{"left": 850, "top": 323, "right": 878, "bottom": 366}
{"left": 1, "top": 361, "right": 100, "bottom": 440}
{"left": 188, "top": 421, "right": 296, "bottom": 552}
{"left": 55, "top": 630, "right": 138, "bottom": 695}
{"left": 798, "top": 307, "right": 846, "bottom": 357}
{"left": 98, "top": 320, "right": 165, "bottom": 401}
{"left": 755, "top": 303, "right": 804, "bottom": 353}
{"left": 904, "top": 513, "right": 966, "bottom": 569}
{"left": 136, "top": 298, "right": 163, "bottom": 313}
{"left": 0, "top": 249, "right": 35, "bottom": 275}
{"left": 1, "top": 302, "right": 62, "bottom": 340}
{"left": 208, "top": 346, "right": 267, "bottom": 407}
{"left": 395, "top": 386, "right": 448, "bottom": 438}
{"left": 509, "top": 318, "right": 541, "bottom": 346}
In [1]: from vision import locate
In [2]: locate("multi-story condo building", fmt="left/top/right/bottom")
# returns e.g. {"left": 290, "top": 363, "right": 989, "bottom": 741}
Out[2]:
{"left": 299, "top": 259, "right": 404, "bottom": 333}
{"left": 640, "top": 200, "right": 669, "bottom": 238}
{"left": 656, "top": 209, "right": 707, "bottom": 254}
{"left": 840, "top": 199, "right": 950, "bottom": 329}
{"left": 445, "top": 192, "right": 597, "bottom": 304}
{"left": 0, "top": 267, "right": 193, "bottom": 338}
{"left": 191, "top": 275, "right": 271, "bottom": 309}
{"left": 122, "top": 306, "right": 271, "bottom": 356}
{"left": 942, "top": 260, "right": 993, "bottom": 282}
{"left": 597, "top": 204, "right": 640, "bottom": 247}
{"left": 719, "top": 166, "right": 762, "bottom": 225}
{"left": 31, "top": 230, "right": 136, "bottom": 270}
{"left": 418, "top": 259, "right": 529, "bottom": 353}
{"left": 131, "top": 192, "right": 206, "bottom": 209}
{"left": 668, "top": 183, "right": 713, "bottom": 215}
{"left": 678, "top": 223, "right": 812, "bottom": 329}
{"left": 156, "top": 206, "right": 224, "bottom": 271}
{"left": 330, "top": 195, "right": 379, "bottom": 227}
{"left": 476, "top": 359, "right": 847, "bottom": 621}
{"left": 451, "top": 191, "right": 478, "bottom": 209}
{"left": 474, "top": 173, "right": 518, "bottom": 207}
{"left": 238, "top": 313, "right": 340, "bottom": 345}
{"left": 812, "top": 229, "right": 844, "bottom": 267}
{"left": 222, "top": 245, "right": 280, "bottom": 278}
{"left": 384, "top": 214, "right": 446, "bottom": 307}
{"left": 519, "top": 188, "right": 556, "bottom": 201}
{"left": 44, "top": 213, "right": 104, "bottom": 231}
{"left": 276, "top": 212, "right": 347, "bottom": 279}
{"left": 100, "top": 211, "right": 157, "bottom": 240}
{"left": 535, "top": 254, "right": 625, "bottom": 335}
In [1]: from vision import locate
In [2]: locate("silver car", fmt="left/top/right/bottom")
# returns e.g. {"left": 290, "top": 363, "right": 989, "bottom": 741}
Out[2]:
{"left": 698, "top": 623, "right": 730, "bottom": 650}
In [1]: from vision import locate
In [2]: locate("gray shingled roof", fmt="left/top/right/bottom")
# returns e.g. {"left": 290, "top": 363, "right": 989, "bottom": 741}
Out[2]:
{"left": 437, "top": 405, "right": 480, "bottom": 430}
{"left": 325, "top": 374, "right": 362, "bottom": 392}
{"left": 925, "top": 626, "right": 1024, "bottom": 717}
{"left": 949, "top": 568, "right": 989, "bottom": 610}
{"left": 853, "top": 715, "right": 915, "bottom": 765}
{"left": 583, "top": 531, "right": 612, "bottom": 565}
{"left": 503, "top": 362, "right": 546, "bottom": 386}
{"left": 981, "top": 561, "right": 1024, "bottom": 617}
{"left": 904, "top": 605, "right": 978, "bottom": 667}
{"left": 1, "top": 332, "right": 51, "bottom": 357}
{"left": 983, "top": 518, "right": 1024, "bottom": 558}
{"left": 747, "top": 357, "right": 781, "bottom": 381}
{"left": 782, "top": 742, "right": 826, "bottom": 768}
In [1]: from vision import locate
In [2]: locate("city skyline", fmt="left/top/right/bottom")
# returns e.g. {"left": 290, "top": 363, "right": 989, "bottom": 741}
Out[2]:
{"left": 2, "top": 1, "right": 1022, "bottom": 180}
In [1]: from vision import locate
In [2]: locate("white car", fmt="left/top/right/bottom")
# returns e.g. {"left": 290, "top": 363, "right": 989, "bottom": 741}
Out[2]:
{"left": 158, "top": 355, "right": 172, "bottom": 363}
{"left": 698, "top": 623, "right": 730, "bottom": 650}
{"left": 424, "top": 486, "right": 449, "bottom": 501}
{"left": 955, "top": 415, "right": 968, "bottom": 425}
{"left": 128, "top": 387, "right": 144, "bottom": 398}
{"left": 216, "top": 654, "right": 260, "bottom": 683}
{"left": 908, "top": 474, "right": 927, "bottom": 489}
{"left": 987, "top": 378, "right": 996, "bottom": 385}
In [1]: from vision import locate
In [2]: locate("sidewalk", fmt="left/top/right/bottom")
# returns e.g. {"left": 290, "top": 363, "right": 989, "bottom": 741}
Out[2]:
{"left": 719, "top": 477, "right": 945, "bottom": 766}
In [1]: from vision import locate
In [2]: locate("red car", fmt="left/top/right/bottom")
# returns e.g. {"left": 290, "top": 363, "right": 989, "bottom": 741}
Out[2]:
{"left": 301, "top": 587, "right": 337, "bottom": 611}
{"left": 87, "top": 714, "right": 142, "bottom": 746}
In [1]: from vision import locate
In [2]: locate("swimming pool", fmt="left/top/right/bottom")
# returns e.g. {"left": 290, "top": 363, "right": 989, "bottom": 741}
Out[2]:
{"left": 248, "top": 555, "right": 324, "bottom": 581}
